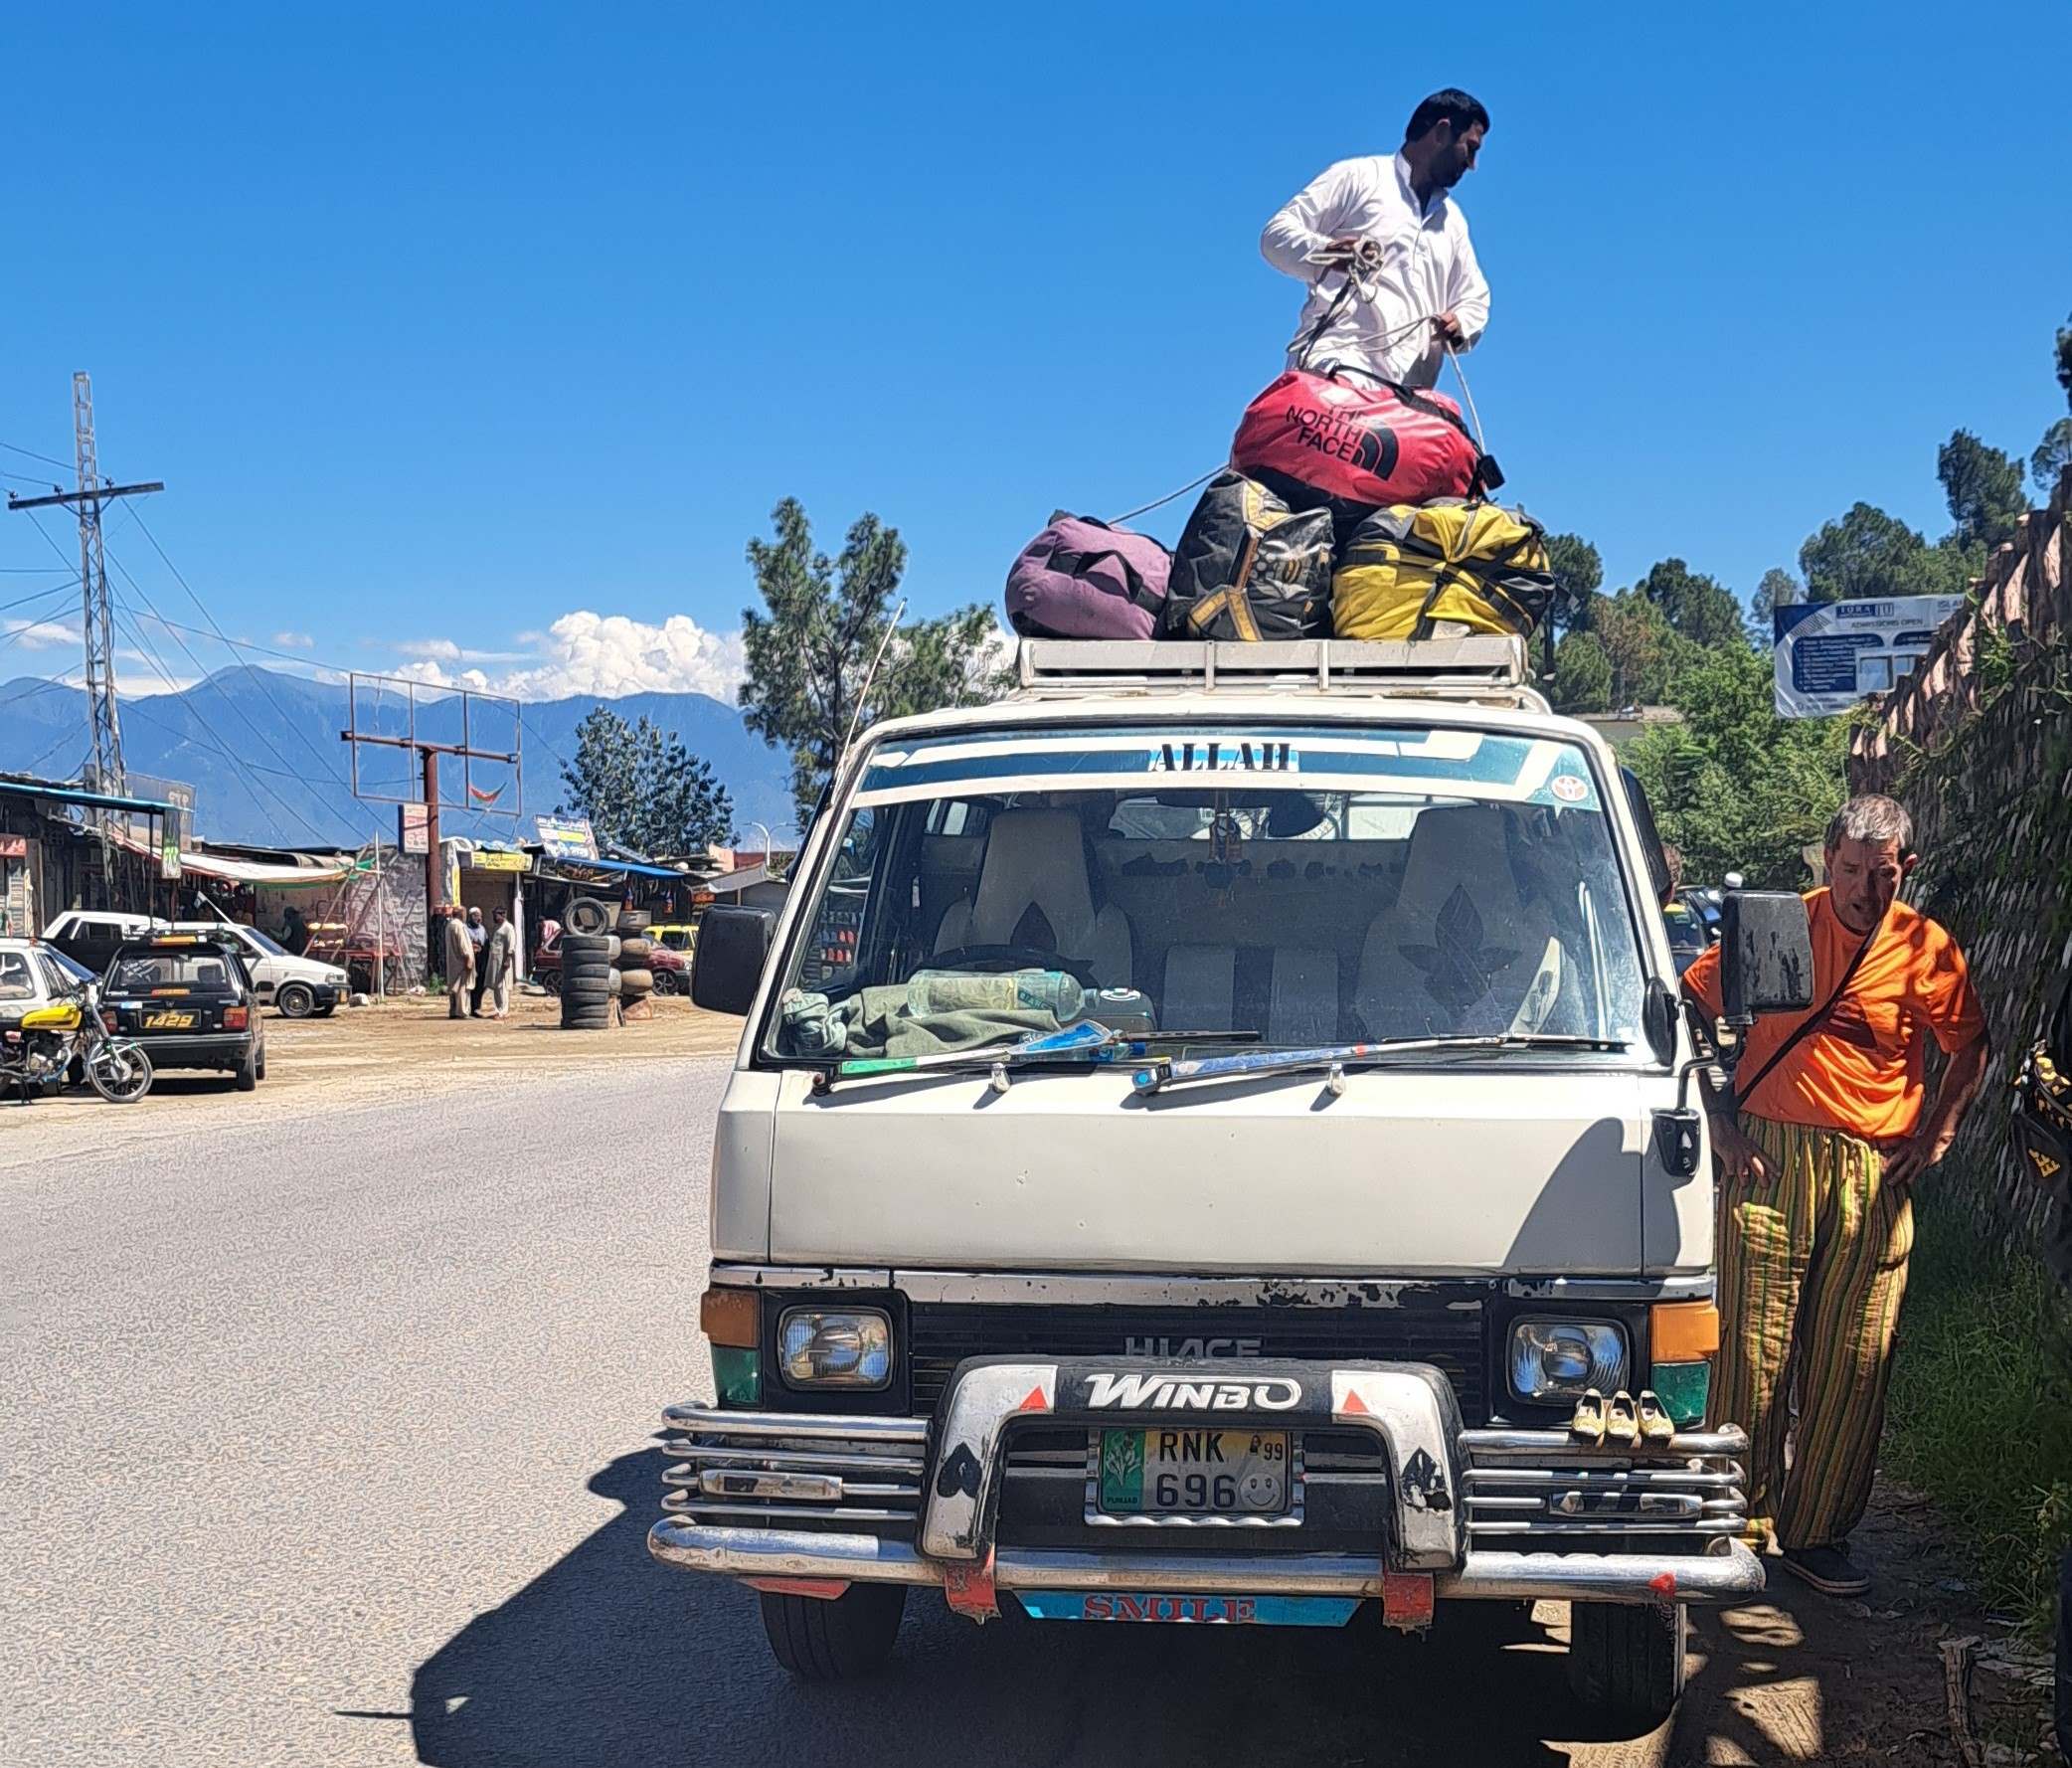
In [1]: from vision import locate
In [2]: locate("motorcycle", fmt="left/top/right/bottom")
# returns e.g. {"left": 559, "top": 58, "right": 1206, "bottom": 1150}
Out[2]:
{"left": 2, "top": 982, "right": 154, "bottom": 1105}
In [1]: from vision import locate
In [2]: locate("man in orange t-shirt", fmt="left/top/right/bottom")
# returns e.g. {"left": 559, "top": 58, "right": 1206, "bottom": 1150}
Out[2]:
{"left": 1681, "top": 795, "right": 1989, "bottom": 1597}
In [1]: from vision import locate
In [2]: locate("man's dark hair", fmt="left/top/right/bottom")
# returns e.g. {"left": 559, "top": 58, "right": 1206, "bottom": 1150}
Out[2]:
{"left": 1405, "top": 88, "right": 1490, "bottom": 142}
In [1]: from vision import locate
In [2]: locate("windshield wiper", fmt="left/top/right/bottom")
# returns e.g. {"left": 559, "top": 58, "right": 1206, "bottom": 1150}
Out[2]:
{"left": 1130, "top": 1033, "right": 1631, "bottom": 1098}
{"left": 809, "top": 1023, "right": 1267, "bottom": 1094}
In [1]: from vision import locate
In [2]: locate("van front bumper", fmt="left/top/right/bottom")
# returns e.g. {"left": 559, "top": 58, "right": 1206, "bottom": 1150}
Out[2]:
{"left": 647, "top": 1357, "right": 1762, "bottom": 1619}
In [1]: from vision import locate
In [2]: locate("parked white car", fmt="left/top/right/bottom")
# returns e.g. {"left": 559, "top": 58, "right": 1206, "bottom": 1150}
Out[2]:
{"left": 42, "top": 909, "right": 168, "bottom": 976}
{"left": 0, "top": 937, "right": 98, "bottom": 1027}
{"left": 169, "top": 922, "right": 348, "bottom": 1018}
{"left": 655, "top": 637, "right": 1818, "bottom": 1722}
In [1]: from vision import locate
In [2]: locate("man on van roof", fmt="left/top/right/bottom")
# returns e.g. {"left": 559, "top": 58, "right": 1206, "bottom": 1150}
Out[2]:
{"left": 1681, "top": 795, "right": 1990, "bottom": 1598}
{"left": 1260, "top": 88, "right": 1491, "bottom": 390}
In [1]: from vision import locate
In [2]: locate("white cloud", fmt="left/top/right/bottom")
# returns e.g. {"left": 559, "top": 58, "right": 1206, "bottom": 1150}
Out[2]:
{"left": 393, "top": 657, "right": 493, "bottom": 691}
{"left": 393, "top": 611, "right": 746, "bottom": 703}
{"left": 395, "top": 636, "right": 533, "bottom": 664}
{"left": 4, "top": 618, "right": 79, "bottom": 651}
{"left": 270, "top": 630, "right": 315, "bottom": 649}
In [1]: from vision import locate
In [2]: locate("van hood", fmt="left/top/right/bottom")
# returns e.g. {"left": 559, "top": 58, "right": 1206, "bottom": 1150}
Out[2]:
{"left": 761, "top": 1065, "right": 1700, "bottom": 1276}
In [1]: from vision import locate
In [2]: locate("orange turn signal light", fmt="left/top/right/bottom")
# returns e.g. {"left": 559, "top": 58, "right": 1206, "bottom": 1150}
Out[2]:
{"left": 1649, "top": 1300, "right": 1720, "bottom": 1361}
{"left": 700, "top": 1287, "right": 760, "bottom": 1348}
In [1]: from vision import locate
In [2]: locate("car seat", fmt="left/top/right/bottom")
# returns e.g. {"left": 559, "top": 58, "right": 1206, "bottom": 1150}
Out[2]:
{"left": 1352, "top": 804, "right": 1564, "bottom": 1040}
{"left": 933, "top": 809, "right": 1132, "bottom": 986}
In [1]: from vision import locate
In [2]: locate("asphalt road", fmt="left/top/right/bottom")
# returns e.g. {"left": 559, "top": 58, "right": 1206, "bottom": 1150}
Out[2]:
{"left": 5, "top": 1056, "right": 1825, "bottom": 1766}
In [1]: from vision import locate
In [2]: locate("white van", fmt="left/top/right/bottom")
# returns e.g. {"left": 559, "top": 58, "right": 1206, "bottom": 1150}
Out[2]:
{"left": 653, "top": 638, "right": 1812, "bottom": 1721}
{"left": 171, "top": 922, "right": 348, "bottom": 1018}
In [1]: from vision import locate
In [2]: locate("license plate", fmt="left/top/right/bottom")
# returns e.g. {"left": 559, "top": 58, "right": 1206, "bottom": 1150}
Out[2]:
{"left": 143, "top": 1011, "right": 195, "bottom": 1029}
{"left": 1097, "top": 1429, "right": 1291, "bottom": 1515}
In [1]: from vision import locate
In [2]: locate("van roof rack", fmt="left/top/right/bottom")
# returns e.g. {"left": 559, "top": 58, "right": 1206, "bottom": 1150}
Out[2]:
{"left": 1014, "top": 637, "right": 1547, "bottom": 710}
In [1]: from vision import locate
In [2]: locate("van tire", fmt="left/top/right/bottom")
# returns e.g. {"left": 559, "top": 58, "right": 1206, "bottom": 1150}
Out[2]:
{"left": 234, "top": 1046, "right": 259, "bottom": 1092}
{"left": 1568, "top": 1600, "right": 1686, "bottom": 1724}
{"left": 276, "top": 982, "right": 315, "bottom": 1019}
{"left": 759, "top": 1585, "right": 906, "bottom": 1680}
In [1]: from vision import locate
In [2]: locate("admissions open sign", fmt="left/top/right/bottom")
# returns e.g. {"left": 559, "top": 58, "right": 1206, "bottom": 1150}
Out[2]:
{"left": 1773, "top": 596, "right": 1964, "bottom": 718}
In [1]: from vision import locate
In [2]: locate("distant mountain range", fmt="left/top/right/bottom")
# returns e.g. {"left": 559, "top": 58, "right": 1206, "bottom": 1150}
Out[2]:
{"left": 0, "top": 667, "right": 796, "bottom": 848}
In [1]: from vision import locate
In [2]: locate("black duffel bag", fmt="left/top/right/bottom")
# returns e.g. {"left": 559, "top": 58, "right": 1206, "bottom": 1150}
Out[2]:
{"left": 1161, "top": 471, "right": 1333, "bottom": 641}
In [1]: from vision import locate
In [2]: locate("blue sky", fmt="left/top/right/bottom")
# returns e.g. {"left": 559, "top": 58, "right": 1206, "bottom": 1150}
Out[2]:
{"left": 3, "top": 0, "right": 2068, "bottom": 705}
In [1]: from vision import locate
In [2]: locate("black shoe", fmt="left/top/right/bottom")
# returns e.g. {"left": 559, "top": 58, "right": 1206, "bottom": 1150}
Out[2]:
{"left": 1780, "top": 1544, "right": 1869, "bottom": 1595}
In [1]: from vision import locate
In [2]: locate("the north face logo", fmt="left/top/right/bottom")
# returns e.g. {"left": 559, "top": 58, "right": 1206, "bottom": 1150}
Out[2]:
{"left": 1349, "top": 421, "right": 1399, "bottom": 478}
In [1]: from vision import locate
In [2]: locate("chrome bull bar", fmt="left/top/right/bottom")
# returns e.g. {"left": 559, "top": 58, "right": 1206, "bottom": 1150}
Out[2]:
{"left": 648, "top": 1356, "right": 1763, "bottom": 1616}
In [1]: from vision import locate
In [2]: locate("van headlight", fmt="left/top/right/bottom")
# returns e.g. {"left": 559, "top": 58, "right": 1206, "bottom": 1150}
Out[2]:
{"left": 777, "top": 1308, "right": 893, "bottom": 1389}
{"left": 1507, "top": 1319, "right": 1628, "bottom": 1403}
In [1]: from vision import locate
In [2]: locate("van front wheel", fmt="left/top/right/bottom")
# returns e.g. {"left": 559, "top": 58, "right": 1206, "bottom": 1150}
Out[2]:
{"left": 1568, "top": 1599, "right": 1687, "bottom": 1724}
{"left": 276, "top": 982, "right": 315, "bottom": 1019}
{"left": 759, "top": 1584, "right": 906, "bottom": 1680}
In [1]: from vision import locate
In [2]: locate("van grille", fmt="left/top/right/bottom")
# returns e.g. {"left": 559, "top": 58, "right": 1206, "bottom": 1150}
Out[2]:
{"left": 906, "top": 1301, "right": 1486, "bottom": 1420}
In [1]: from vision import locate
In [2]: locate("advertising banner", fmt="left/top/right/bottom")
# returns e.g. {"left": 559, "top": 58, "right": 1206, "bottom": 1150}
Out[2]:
{"left": 1773, "top": 596, "right": 1965, "bottom": 717}
{"left": 535, "top": 815, "right": 599, "bottom": 860}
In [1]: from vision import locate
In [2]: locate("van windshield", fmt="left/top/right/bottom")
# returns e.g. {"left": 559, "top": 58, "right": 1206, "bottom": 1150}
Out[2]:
{"left": 766, "top": 722, "right": 1648, "bottom": 1063}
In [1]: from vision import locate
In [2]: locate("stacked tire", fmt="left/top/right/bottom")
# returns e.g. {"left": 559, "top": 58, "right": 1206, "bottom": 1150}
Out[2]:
{"left": 616, "top": 908, "right": 655, "bottom": 1021}
{"left": 559, "top": 931, "right": 617, "bottom": 1030}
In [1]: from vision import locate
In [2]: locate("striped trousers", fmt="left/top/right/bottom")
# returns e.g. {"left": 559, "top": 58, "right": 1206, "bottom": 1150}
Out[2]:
{"left": 1713, "top": 1112, "right": 1915, "bottom": 1551}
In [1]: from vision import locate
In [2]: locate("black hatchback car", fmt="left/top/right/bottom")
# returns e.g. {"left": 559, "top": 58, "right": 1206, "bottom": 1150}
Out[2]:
{"left": 100, "top": 932, "right": 266, "bottom": 1091}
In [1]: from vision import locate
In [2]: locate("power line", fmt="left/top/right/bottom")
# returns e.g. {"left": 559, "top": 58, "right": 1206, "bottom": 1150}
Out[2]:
{"left": 107, "top": 604, "right": 342, "bottom": 847}
{"left": 0, "top": 578, "right": 81, "bottom": 619}
{"left": 118, "top": 508, "right": 391, "bottom": 835}
{"left": 99, "top": 562, "right": 355, "bottom": 849}
{"left": 0, "top": 438, "right": 75, "bottom": 472}
{"left": 107, "top": 610, "right": 339, "bottom": 670}
{"left": 16, "top": 721, "right": 85, "bottom": 778}
{"left": 0, "top": 583, "right": 82, "bottom": 660}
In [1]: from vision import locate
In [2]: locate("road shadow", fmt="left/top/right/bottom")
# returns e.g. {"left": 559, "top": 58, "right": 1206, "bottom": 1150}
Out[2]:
{"left": 1667, "top": 1481, "right": 2000, "bottom": 1765}
{"left": 406, "top": 1447, "right": 1648, "bottom": 1767}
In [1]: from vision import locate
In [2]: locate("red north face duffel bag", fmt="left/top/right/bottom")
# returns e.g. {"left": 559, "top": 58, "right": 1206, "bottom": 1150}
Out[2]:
{"left": 1230, "top": 368, "right": 1492, "bottom": 517}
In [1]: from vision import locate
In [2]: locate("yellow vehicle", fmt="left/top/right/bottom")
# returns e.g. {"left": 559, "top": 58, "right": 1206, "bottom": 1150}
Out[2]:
{"left": 648, "top": 923, "right": 698, "bottom": 955}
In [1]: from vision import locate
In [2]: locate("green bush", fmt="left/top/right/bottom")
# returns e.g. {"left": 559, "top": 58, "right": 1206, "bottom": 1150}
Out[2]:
{"left": 1882, "top": 1187, "right": 2072, "bottom": 1637}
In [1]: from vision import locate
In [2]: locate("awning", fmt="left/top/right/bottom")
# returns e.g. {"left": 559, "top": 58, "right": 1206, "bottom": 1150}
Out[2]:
{"left": 0, "top": 776, "right": 177, "bottom": 815}
{"left": 541, "top": 855, "right": 685, "bottom": 881}
{"left": 179, "top": 852, "right": 351, "bottom": 886}
{"left": 107, "top": 828, "right": 349, "bottom": 886}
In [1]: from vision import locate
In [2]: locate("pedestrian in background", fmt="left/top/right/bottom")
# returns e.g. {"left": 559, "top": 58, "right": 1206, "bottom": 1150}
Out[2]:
{"left": 483, "top": 906, "right": 517, "bottom": 1019}
{"left": 1681, "top": 795, "right": 1990, "bottom": 1596}
{"left": 442, "top": 908, "right": 475, "bottom": 1022}
{"left": 465, "top": 906, "right": 488, "bottom": 1017}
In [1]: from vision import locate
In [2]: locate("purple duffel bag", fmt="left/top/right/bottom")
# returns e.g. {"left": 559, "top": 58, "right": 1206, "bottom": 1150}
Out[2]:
{"left": 1005, "top": 512, "right": 1171, "bottom": 640}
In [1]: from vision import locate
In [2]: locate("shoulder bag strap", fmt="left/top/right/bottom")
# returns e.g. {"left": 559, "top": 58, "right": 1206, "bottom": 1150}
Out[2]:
{"left": 1730, "top": 922, "right": 1877, "bottom": 1113}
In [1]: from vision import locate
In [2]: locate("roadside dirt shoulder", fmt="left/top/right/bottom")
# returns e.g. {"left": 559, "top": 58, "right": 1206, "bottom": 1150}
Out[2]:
{"left": 0, "top": 992, "right": 741, "bottom": 1170}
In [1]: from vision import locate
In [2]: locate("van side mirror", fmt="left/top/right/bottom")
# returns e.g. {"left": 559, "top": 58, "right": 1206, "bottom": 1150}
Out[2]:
{"left": 691, "top": 906, "right": 777, "bottom": 1015}
{"left": 1719, "top": 890, "right": 1814, "bottom": 1025}
{"left": 1618, "top": 768, "right": 1674, "bottom": 907}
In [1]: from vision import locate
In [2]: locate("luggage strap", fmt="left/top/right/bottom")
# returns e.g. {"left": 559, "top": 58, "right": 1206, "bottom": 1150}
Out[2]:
{"left": 1729, "top": 923, "right": 1877, "bottom": 1113}
{"left": 1048, "top": 545, "right": 1165, "bottom": 616}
